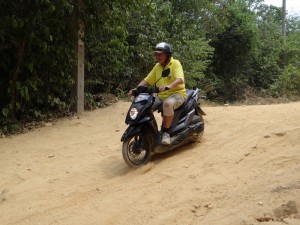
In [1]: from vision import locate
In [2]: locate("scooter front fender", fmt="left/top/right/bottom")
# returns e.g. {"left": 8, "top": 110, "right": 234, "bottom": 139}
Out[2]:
{"left": 121, "top": 125, "right": 143, "bottom": 142}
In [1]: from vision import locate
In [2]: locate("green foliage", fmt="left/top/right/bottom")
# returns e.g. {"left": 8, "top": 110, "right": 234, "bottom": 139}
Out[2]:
{"left": 0, "top": 119, "right": 21, "bottom": 135}
{"left": 284, "top": 16, "right": 300, "bottom": 67}
{"left": 0, "top": 0, "right": 77, "bottom": 132}
{"left": 84, "top": 0, "right": 134, "bottom": 94}
{"left": 270, "top": 16, "right": 300, "bottom": 97}
{"left": 1, "top": 0, "right": 300, "bottom": 133}
{"left": 84, "top": 93, "right": 98, "bottom": 110}
{"left": 209, "top": 1, "right": 259, "bottom": 100}
{"left": 125, "top": 0, "right": 214, "bottom": 91}
{"left": 248, "top": 2, "right": 283, "bottom": 89}
{"left": 270, "top": 65, "right": 300, "bottom": 97}
{"left": 179, "top": 38, "right": 214, "bottom": 89}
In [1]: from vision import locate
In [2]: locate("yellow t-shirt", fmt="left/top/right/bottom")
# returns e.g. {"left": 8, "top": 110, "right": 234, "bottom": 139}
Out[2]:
{"left": 144, "top": 57, "right": 186, "bottom": 100}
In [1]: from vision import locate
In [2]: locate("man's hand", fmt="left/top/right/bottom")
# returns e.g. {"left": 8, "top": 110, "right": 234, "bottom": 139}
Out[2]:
{"left": 158, "top": 85, "right": 170, "bottom": 92}
{"left": 127, "top": 88, "right": 136, "bottom": 96}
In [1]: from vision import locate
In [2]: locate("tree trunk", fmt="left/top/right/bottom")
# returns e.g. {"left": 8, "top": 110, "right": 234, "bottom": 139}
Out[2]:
{"left": 282, "top": 0, "right": 286, "bottom": 37}
{"left": 75, "top": 0, "right": 85, "bottom": 114}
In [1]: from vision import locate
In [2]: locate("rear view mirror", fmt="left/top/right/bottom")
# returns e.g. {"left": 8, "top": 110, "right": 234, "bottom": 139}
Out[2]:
{"left": 162, "top": 68, "right": 170, "bottom": 77}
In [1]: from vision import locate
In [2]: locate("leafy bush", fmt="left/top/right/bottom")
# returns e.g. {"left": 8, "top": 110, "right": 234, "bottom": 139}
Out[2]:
{"left": 270, "top": 65, "right": 300, "bottom": 97}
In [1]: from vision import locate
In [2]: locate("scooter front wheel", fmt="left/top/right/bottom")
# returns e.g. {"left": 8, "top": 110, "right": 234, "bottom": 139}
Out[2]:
{"left": 122, "top": 133, "right": 152, "bottom": 167}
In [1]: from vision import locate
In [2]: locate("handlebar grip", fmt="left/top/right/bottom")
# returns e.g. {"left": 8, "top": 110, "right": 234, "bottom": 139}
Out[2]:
{"left": 131, "top": 88, "right": 137, "bottom": 96}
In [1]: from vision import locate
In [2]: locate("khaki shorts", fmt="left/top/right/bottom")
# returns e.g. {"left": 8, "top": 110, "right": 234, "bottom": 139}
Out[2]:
{"left": 152, "top": 94, "right": 186, "bottom": 116}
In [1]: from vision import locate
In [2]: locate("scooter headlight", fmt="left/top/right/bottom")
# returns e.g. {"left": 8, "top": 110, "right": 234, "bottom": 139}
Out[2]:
{"left": 129, "top": 107, "right": 138, "bottom": 120}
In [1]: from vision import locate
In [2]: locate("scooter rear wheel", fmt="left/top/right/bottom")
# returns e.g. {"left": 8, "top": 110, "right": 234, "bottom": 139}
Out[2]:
{"left": 189, "top": 114, "right": 205, "bottom": 143}
{"left": 122, "top": 133, "right": 152, "bottom": 167}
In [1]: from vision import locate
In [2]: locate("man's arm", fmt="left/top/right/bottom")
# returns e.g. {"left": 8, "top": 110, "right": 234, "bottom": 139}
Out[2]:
{"left": 137, "top": 79, "right": 150, "bottom": 87}
{"left": 127, "top": 79, "right": 150, "bottom": 96}
{"left": 168, "top": 78, "right": 183, "bottom": 89}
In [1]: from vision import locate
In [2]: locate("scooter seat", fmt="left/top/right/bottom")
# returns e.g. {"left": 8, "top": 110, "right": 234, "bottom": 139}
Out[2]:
{"left": 185, "top": 89, "right": 194, "bottom": 102}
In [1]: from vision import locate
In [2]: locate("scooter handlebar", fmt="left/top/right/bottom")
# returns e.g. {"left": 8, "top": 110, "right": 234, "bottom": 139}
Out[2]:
{"left": 131, "top": 85, "right": 169, "bottom": 97}
{"left": 131, "top": 86, "right": 149, "bottom": 96}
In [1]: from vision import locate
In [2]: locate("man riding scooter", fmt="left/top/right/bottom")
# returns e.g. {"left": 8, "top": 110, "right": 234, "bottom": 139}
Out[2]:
{"left": 128, "top": 42, "right": 186, "bottom": 145}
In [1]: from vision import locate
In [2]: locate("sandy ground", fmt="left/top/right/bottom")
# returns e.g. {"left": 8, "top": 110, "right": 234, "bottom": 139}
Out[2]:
{"left": 1, "top": 100, "right": 300, "bottom": 225}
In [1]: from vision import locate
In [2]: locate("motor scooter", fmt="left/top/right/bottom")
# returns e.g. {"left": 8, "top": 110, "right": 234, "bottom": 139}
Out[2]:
{"left": 121, "top": 69, "right": 206, "bottom": 167}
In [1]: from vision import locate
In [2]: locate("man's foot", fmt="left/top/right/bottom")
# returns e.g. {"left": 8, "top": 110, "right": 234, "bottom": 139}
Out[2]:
{"left": 161, "top": 132, "right": 171, "bottom": 145}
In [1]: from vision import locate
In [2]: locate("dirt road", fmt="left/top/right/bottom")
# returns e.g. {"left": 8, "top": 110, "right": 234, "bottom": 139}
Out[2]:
{"left": 1, "top": 101, "right": 300, "bottom": 225}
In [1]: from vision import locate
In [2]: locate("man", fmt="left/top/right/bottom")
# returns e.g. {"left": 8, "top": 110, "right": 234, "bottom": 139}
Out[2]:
{"left": 129, "top": 42, "right": 186, "bottom": 145}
